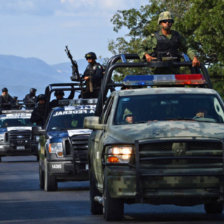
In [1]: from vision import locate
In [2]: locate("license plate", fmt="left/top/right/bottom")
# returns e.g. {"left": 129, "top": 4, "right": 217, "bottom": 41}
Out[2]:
{"left": 16, "top": 146, "right": 25, "bottom": 150}
{"left": 85, "top": 164, "right": 89, "bottom": 170}
{"left": 52, "top": 164, "right": 62, "bottom": 169}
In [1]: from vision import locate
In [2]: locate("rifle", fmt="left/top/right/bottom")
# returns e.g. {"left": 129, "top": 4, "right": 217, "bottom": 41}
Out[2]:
{"left": 65, "top": 46, "right": 84, "bottom": 98}
{"left": 65, "top": 45, "right": 81, "bottom": 81}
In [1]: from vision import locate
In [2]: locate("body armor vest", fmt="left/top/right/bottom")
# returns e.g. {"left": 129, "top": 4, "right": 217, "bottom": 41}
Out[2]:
{"left": 153, "top": 30, "right": 181, "bottom": 59}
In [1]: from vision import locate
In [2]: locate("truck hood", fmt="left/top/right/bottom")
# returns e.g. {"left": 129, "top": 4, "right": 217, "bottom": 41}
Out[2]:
{"left": 107, "top": 121, "right": 224, "bottom": 143}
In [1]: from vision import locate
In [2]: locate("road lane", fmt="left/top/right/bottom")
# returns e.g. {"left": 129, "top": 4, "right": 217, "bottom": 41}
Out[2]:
{"left": 0, "top": 156, "right": 223, "bottom": 223}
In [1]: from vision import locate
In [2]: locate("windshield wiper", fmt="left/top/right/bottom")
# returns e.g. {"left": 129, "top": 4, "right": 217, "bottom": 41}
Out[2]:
{"left": 170, "top": 118, "right": 195, "bottom": 121}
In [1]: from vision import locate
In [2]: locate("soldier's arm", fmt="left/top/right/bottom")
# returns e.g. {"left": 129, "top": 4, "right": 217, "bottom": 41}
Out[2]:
{"left": 179, "top": 35, "right": 197, "bottom": 60}
{"left": 138, "top": 35, "right": 157, "bottom": 61}
{"left": 179, "top": 35, "right": 200, "bottom": 67}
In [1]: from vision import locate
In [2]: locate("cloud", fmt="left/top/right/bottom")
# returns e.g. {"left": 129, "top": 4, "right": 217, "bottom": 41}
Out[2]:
{"left": 0, "top": 0, "right": 149, "bottom": 16}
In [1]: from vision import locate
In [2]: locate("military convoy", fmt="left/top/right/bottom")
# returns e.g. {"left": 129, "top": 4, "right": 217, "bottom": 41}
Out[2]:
{"left": 84, "top": 54, "right": 224, "bottom": 220}
{"left": 1, "top": 52, "right": 223, "bottom": 221}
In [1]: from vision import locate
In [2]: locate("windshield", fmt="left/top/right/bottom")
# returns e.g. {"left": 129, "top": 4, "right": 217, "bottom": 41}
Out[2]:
{"left": 48, "top": 110, "right": 94, "bottom": 131}
{"left": 0, "top": 118, "right": 33, "bottom": 127}
{"left": 114, "top": 94, "right": 224, "bottom": 125}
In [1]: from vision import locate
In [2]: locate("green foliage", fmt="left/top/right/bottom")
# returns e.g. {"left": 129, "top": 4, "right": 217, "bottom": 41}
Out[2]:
{"left": 208, "top": 64, "right": 224, "bottom": 97}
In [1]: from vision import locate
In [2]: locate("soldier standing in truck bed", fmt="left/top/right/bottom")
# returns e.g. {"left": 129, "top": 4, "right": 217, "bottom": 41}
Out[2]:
{"left": 82, "top": 52, "right": 104, "bottom": 98}
{"left": 138, "top": 11, "right": 200, "bottom": 73}
{"left": 0, "top": 88, "right": 15, "bottom": 110}
{"left": 30, "top": 94, "right": 46, "bottom": 126}
{"left": 23, "top": 88, "right": 37, "bottom": 109}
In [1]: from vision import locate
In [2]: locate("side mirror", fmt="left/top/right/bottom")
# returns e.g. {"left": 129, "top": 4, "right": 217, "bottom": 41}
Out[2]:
{"left": 32, "top": 126, "right": 46, "bottom": 135}
{"left": 84, "top": 116, "right": 105, "bottom": 130}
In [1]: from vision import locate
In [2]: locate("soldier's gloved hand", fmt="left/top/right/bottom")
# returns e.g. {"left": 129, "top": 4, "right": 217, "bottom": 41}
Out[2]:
{"left": 84, "top": 76, "right": 89, "bottom": 80}
{"left": 145, "top": 53, "right": 157, "bottom": 62}
{"left": 192, "top": 57, "right": 200, "bottom": 67}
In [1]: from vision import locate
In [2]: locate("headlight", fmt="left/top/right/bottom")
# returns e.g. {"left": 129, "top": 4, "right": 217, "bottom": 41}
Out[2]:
{"left": 106, "top": 145, "right": 133, "bottom": 164}
{"left": 49, "top": 143, "right": 63, "bottom": 157}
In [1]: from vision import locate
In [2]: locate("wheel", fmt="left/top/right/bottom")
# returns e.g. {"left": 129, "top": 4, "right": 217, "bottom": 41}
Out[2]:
{"left": 89, "top": 169, "right": 103, "bottom": 215}
{"left": 204, "top": 202, "right": 223, "bottom": 214}
{"left": 103, "top": 175, "right": 124, "bottom": 221}
{"left": 39, "top": 163, "right": 44, "bottom": 189}
{"left": 44, "top": 159, "right": 57, "bottom": 191}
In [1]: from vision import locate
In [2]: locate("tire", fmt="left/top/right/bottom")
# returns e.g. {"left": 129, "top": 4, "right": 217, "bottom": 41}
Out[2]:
{"left": 44, "top": 159, "right": 57, "bottom": 191}
{"left": 204, "top": 202, "right": 223, "bottom": 214}
{"left": 103, "top": 175, "right": 124, "bottom": 221}
{"left": 89, "top": 169, "right": 103, "bottom": 215}
{"left": 39, "top": 163, "right": 44, "bottom": 189}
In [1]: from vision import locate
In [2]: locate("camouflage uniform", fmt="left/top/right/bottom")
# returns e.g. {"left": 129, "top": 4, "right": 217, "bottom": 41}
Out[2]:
{"left": 138, "top": 30, "right": 196, "bottom": 61}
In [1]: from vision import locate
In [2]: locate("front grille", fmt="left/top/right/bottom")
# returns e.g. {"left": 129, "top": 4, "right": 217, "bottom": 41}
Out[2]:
{"left": 65, "top": 134, "right": 89, "bottom": 162}
{"left": 70, "top": 135, "right": 89, "bottom": 151}
{"left": 8, "top": 130, "right": 32, "bottom": 146}
{"left": 135, "top": 138, "right": 224, "bottom": 198}
{"left": 137, "top": 139, "right": 223, "bottom": 171}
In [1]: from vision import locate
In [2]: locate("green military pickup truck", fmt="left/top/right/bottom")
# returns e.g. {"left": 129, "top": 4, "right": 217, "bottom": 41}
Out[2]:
{"left": 84, "top": 54, "right": 223, "bottom": 220}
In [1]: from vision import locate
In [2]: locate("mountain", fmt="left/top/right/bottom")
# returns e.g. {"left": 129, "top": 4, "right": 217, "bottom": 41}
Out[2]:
{"left": 0, "top": 55, "right": 89, "bottom": 99}
{"left": 52, "top": 59, "right": 88, "bottom": 77}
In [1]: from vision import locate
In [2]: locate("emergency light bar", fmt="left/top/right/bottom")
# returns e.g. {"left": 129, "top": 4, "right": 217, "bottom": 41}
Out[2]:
{"left": 58, "top": 98, "right": 98, "bottom": 106}
{"left": 1, "top": 110, "right": 33, "bottom": 114}
{"left": 123, "top": 74, "right": 206, "bottom": 86}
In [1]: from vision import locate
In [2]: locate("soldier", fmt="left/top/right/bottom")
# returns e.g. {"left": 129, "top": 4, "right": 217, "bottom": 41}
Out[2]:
{"left": 82, "top": 52, "right": 103, "bottom": 98}
{"left": 0, "top": 88, "right": 15, "bottom": 110}
{"left": 30, "top": 94, "right": 46, "bottom": 126}
{"left": 49, "top": 89, "right": 74, "bottom": 109}
{"left": 138, "top": 11, "right": 200, "bottom": 69}
{"left": 23, "top": 88, "right": 37, "bottom": 109}
{"left": 13, "top": 96, "right": 22, "bottom": 109}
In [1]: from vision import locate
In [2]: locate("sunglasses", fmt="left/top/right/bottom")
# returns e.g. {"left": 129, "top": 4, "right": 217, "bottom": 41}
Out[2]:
{"left": 161, "top": 19, "right": 173, "bottom": 24}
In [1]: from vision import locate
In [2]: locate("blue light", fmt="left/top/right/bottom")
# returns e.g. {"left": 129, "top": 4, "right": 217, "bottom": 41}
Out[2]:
{"left": 123, "top": 75, "right": 154, "bottom": 86}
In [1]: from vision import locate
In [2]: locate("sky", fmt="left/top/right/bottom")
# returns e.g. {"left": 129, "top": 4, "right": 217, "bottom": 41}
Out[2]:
{"left": 0, "top": 0, "right": 149, "bottom": 65}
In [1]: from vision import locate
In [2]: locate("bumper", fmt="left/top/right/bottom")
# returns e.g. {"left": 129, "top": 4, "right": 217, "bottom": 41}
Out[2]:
{"left": 105, "top": 166, "right": 224, "bottom": 205}
{"left": 0, "top": 144, "right": 38, "bottom": 156}
{"left": 47, "top": 160, "right": 89, "bottom": 181}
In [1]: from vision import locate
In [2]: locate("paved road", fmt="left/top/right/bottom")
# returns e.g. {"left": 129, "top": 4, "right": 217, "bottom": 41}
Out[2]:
{"left": 0, "top": 156, "right": 223, "bottom": 224}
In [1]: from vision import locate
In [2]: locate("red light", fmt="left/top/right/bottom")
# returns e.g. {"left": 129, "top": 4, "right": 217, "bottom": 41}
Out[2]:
{"left": 175, "top": 74, "right": 205, "bottom": 85}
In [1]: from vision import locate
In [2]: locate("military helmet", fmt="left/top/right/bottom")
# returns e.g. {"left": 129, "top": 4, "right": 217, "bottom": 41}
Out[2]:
{"left": 30, "top": 88, "right": 37, "bottom": 94}
{"left": 2, "top": 87, "right": 8, "bottom": 92}
{"left": 123, "top": 108, "right": 133, "bottom": 120}
{"left": 85, "top": 52, "right": 97, "bottom": 60}
{"left": 54, "top": 90, "right": 64, "bottom": 97}
{"left": 158, "top": 11, "right": 174, "bottom": 25}
{"left": 37, "top": 94, "right": 46, "bottom": 101}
